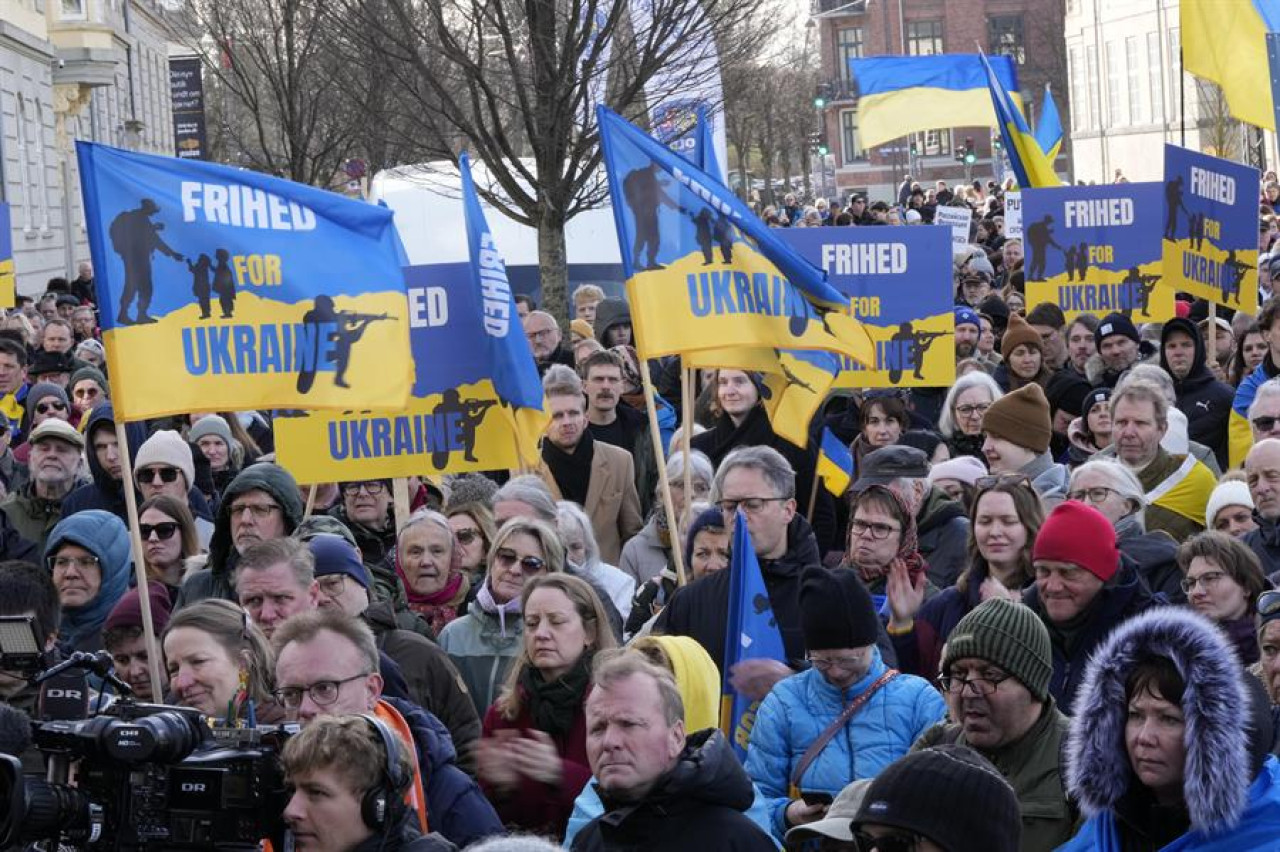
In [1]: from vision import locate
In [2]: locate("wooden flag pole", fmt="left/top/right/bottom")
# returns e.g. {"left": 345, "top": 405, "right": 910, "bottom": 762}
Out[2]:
{"left": 1207, "top": 303, "right": 1218, "bottom": 382}
{"left": 641, "top": 365, "right": 688, "bottom": 586}
{"left": 681, "top": 368, "right": 695, "bottom": 530}
{"left": 392, "top": 477, "right": 412, "bottom": 534}
{"left": 806, "top": 470, "right": 821, "bottom": 524}
{"left": 303, "top": 484, "right": 318, "bottom": 519}
{"left": 114, "top": 419, "right": 165, "bottom": 703}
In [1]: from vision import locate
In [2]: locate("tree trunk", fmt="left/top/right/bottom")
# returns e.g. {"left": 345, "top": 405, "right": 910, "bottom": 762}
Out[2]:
{"left": 801, "top": 150, "right": 811, "bottom": 199}
{"left": 537, "top": 212, "right": 571, "bottom": 324}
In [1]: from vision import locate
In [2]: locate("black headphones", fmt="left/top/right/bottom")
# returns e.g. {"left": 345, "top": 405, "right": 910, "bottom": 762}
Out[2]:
{"left": 359, "top": 714, "right": 412, "bottom": 831}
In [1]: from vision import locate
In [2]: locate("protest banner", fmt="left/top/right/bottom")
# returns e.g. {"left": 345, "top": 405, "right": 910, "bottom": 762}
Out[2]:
{"left": 76, "top": 142, "right": 412, "bottom": 419}
{"left": 933, "top": 204, "right": 973, "bottom": 253}
{"left": 0, "top": 204, "right": 13, "bottom": 308}
{"left": 1161, "top": 144, "right": 1260, "bottom": 313}
{"left": 779, "top": 226, "right": 955, "bottom": 388}
{"left": 275, "top": 262, "right": 536, "bottom": 482}
{"left": 1005, "top": 191, "right": 1023, "bottom": 240}
{"left": 1022, "top": 182, "right": 1174, "bottom": 322}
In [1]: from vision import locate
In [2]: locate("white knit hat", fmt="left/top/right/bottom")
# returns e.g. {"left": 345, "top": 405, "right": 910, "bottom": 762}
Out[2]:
{"left": 1205, "top": 480, "right": 1254, "bottom": 529}
{"left": 927, "top": 454, "right": 988, "bottom": 488}
{"left": 134, "top": 429, "right": 195, "bottom": 491}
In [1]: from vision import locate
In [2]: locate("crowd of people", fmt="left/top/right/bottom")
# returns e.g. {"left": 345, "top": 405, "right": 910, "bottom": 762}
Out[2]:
{"left": 8, "top": 170, "right": 1280, "bottom": 851}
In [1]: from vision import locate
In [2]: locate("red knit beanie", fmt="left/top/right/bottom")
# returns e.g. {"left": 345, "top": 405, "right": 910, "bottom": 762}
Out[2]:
{"left": 1031, "top": 501, "right": 1119, "bottom": 582}
{"left": 103, "top": 581, "right": 173, "bottom": 636}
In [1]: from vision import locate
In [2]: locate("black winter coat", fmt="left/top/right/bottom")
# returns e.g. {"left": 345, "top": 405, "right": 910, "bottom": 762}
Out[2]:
{"left": 570, "top": 730, "right": 775, "bottom": 852}
{"left": 1161, "top": 317, "right": 1233, "bottom": 470}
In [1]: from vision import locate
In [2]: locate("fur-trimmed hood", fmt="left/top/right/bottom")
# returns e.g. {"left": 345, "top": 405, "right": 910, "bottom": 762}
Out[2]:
{"left": 1065, "top": 607, "right": 1255, "bottom": 835}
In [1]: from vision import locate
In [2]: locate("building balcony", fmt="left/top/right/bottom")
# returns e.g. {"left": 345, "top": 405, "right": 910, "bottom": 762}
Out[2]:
{"left": 810, "top": 0, "right": 867, "bottom": 16}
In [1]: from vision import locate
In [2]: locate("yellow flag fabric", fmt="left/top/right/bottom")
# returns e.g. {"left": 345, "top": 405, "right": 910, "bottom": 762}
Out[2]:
{"left": 1182, "top": 0, "right": 1278, "bottom": 131}
{"left": 1148, "top": 454, "right": 1218, "bottom": 524}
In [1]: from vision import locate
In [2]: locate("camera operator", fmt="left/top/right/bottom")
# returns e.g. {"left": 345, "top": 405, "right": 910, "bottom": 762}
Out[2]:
{"left": 272, "top": 609, "right": 503, "bottom": 848}
{"left": 101, "top": 581, "right": 171, "bottom": 702}
{"left": 0, "top": 561, "right": 58, "bottom": 772}
{"left": 280, "top": 715, "right": 456, "bottom": 852}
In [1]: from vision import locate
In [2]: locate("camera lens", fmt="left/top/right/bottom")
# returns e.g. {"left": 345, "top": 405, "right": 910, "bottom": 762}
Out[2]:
{"left": 104, "top": 710, "right": 204, "bottom": 764}
{"left": 0, "top": 755, "right": 102, "bottom": 846}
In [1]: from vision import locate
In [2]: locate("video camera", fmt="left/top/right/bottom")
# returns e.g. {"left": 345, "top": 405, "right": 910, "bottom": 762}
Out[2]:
{"left": 0, "top": 625, "right": 296, "bottom": 851}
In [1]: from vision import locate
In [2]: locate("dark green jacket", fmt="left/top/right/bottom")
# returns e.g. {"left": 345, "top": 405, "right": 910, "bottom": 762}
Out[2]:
{"left": 914, "top": 700, "right": 1078, "bottom": 852}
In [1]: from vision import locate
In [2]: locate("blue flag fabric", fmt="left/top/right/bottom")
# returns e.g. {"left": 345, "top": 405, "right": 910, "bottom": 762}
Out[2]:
{"left": 76, "top": 141, "right": 412, "bottom": 419}
{"left": 1035, "top": 84, "right": 1064, "bottom": 160}
{"left": 458, "top": 153, "right": 546, "bottom": 465}
{"left": 981, "top": 53, "right": 1060, "bottom": 188}
{"left": 695, "top": 106, "right": 725, "bottom": 184}
{"left": 721, "top": 509, "right": 788, "bottom": 762}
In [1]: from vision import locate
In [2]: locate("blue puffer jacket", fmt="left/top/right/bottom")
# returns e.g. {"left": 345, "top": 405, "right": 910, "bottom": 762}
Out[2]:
{"left": 744, "top": 648, "right": 946, "bottom": 842}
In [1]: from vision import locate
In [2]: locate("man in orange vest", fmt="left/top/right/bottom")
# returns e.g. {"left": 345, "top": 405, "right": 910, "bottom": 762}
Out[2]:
{"left": 272, "top": 608, "right": 504, "bottom": 848}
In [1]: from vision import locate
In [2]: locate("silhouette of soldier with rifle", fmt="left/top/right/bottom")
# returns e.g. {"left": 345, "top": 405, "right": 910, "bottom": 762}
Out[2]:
{"left": 1222, "top": 251, "right": 1254, "bottom": 304}
{"left": 110, "top": 198, "right": 184, "bottom": 325}
{"left": 295, "top": 295, "right": 392, "bottom": 393}
{"left": 1121, "top": 267, "right": 1162, "bottom": 316}
{"left": 431, "top": 389, "right": 498, "bottom": 468}
{"left": 888, "top": 321, "right": 944, "bottom": 382}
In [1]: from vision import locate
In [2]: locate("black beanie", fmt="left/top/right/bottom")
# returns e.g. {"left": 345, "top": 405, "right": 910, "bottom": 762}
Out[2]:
{"left": 1044, "top": 370, "right": 1093, "bottom": 417}
{"left": 854, "top": 746, "right": 1021, "bottom": 852}
{"left": 799, "top": 567, "right": 880, "bottom": 651}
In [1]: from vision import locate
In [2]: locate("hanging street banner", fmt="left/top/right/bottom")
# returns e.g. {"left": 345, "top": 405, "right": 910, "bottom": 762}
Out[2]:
{"left": 169, "top": 57, "right": 208, "bottom": 160}
{"left": 1022, "top": 182, "right": 1174, "bottom": 322}
{"left": 0, "top": 204, "right": 14, "bottom": 308}
{"left": 76, "top": 142, "right": 412, "bottom": 420}
{"left": 778, "top": 226, "right": 955, "bottom": 388}
{"left": 275, "top": 262, "right": 538, "bottom": 482}
{"left": 1161, "top": 144, "right": 1260, "bottom": 313}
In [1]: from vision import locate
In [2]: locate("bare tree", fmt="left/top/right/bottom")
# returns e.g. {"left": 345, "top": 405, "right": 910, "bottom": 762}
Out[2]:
{"left": 1196, "top": 80, "right": 1243, "bottom": 162}
{"left": 173, "top": 0, "right": 364, "bottom": 186}
{"left": 333, "top": 0, "right": 776, "bottom": 319}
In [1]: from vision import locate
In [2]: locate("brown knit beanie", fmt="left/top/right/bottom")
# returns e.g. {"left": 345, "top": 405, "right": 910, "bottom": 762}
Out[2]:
{"left": 1001, "top": 313, "right": 1041, "bottom": 357}
{"left": 982, "top": 383, "right": 1051, "bottom": 453}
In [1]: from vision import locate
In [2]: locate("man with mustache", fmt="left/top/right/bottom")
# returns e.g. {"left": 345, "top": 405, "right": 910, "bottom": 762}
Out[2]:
{"left": 582, "top": 350, "right": 654, "bottom": 510}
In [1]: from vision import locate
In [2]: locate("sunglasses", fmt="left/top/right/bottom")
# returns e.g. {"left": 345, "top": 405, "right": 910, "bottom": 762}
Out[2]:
{"left": 1253, "top": 416, "right": 1280, "bottom": 433}
{"left": 454, "top": 528, "right": 482, "bottom": 546}
{"left": 494, "top": 550, "right": 546, "bottom": 573}
{"left": 139, "top": 521, "right": 180, "bottom": 541}
{"left": 137, "top": 467, "right": 180, "bottom": 484}
{"left": 35, "top": 401, "right": 67, "bottom": 415}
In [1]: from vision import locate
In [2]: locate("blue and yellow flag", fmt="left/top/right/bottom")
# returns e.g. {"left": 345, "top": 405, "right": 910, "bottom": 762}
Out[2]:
{"left": 0, "top": 203, "right": 13, "bottom": 308}
{"left": 849, "top": 54, "right": 1020, "bottom": 151}
{"left": 817, "top": 427, "right": 854, "bottom": 497}
{"left": 721, "top": 509, "right": 787, "bottom": 761}
{"left": 694, "top": 106, "right": 724, "bottom": 184}
{"left": 981, "top": 53, "right": 1060, "bottom": 189}
{"left": 1035, "top": 84, "right": 1063, "bottom": 161}
{"left": 1148, "top": 454, "right": 1217, "bottom": 526}
{"left": 459, "top": 153, "right": 547, "bottom": 467}
{"left": 1183, "top": 0, "right": 1280, "bottom": 131}
{"left": 76, "top": 141, "right": 412, "bottom": 419}
{"left": 596, "top": 105, "right": 873, "bottom": 377}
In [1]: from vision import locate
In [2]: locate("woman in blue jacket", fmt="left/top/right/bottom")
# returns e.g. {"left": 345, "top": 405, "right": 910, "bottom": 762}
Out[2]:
{"left": 744, "top": 567, "right": 945, "bottom": 844}
{"left": 1060, "top": 607, "right": 1280, "bottom": 851}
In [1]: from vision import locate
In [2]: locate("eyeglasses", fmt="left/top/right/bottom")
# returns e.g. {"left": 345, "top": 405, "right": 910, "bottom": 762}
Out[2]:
{"left": 139, "top": 521, "right": 180, "bottom": 541}
{"left": 229, "top": 502, "right": 280, "bottom": 519}
{"left": 808, "top": 652, "right": 867, "bottom": 673}
{"left": 716, "top": 496, "right": 791, "bottom": 516}
{"left": 273, "top": 672, "right": 370, "bottom": 708}
{"left": 1254, "top": 416, "right": 1280, "bottom": 433}
{"left": 35, "top": 401, "right": 67, "bottom": 415}
{"left": 317, "top": 575, "right": 349, "bottom": 598}
{"left": 937, "top": 670, "right": 1012, "bottom": 696}
{"left": 854, "top": 831, "right": 921, "bottom": 852}
{"left": 526, "top": 327, "right": 558, "bottom": 341}
{"left": 1180, "top": 570, "right": 1228, "bottom": 594}
{"left": 73, "top": 386, "right": 100, "bottom": 399}
{"left": 1066, "top": 486, "right": 1121, "bottom": 505}
{"left": 454, "top": 528, "right": 482, "bottom": 546}
{"left": 850, "top": 519, "right": 901, "bottom": 540}
{"left": 48, "top": 554, "right": 100, "bottom": 572}
{"left": 494, "top": 550, "right": 546, "bottom": 573}
{"left": 341, "top": 481, "right": 385, "bottom": 496}
{"left": 955, "top": 403, "right": 991, "bottom": 418}
{"left": 137, "top": 466, "right": 180, "bottom": 485}
{"left": 975, "top": 474, "right": 1033, "bottom": 491}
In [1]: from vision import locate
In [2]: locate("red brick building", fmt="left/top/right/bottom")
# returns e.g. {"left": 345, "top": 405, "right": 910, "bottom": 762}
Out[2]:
{"left": 811, "top": 0, "right": 1067, "bottom": 202}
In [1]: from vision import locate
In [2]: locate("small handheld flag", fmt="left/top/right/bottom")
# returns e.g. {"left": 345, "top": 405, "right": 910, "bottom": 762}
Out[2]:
{"left": 817, "top": 427, "right": 854, "bottom": 497}
{"left": 1034, "top": 84, "right": 1063, "bottom": 161}
{"left": 980, "top": 53, "right": 1059, "bottom": 189}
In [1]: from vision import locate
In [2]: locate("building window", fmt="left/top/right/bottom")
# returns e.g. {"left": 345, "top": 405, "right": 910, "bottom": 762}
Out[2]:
{"left": 907, "top": 21, "right": 944, "bottom": 56}
{"left": 1106, "top": 41, "right": 1126, "bottom": 125}
{"left": 1086, "top": 44, "right": 1100, "bottom": 129}
{"left": 1148, "top": 32, "right": 1164, "bottom": 123}
{"left": 1069, "top": 46, "right": 1087, "bottom": 130}
{"left": 60, "top": 0, "right": 86, "bottom": 19}
{"left": 1126, "top": 36, "right": 1144, "bottom": 123}
{"left": 988, "top": 16, "right": 1025, "bottom": 65}
{"left": 837, "top": 27, "right": 863, "bottom": 81}
{"left": 840, "top": 109, "right": 865, "bottom": 164}
{"left": 915, "top": 129, "right": 951, "bottom": 156}
{"left": 1168, "top": 28, "right": 1181, "bottom": 122}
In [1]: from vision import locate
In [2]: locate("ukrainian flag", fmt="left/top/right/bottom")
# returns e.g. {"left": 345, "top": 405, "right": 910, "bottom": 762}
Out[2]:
{"left": 1183, "top": 0, "right": 1280, "bottom": 131}
{"left": 1035, "top": 84, "right": 1063, "bottom": 161}
{"left": 817, "top": 427, "right": 854, "bottom": 497}
{"left": 981, "top": 53, "right": 1060, "bottom": 189}
{"left": 850, "top": 54, "right": 1021, "bottom": 150}
{"left": 1147, "top": 454, "right": 1217, "bottom": 526}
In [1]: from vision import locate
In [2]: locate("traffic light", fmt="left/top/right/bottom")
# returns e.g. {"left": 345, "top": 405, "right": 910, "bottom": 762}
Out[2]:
{"left": 813, "top": 83, "right": 832, "bottom": 109}
{"left": 954, "top": 145, "right": 967, "bottom": 163}
{"left": 909, "top": 140, "right": 919, "bottom": 157}
{"left": 818, "top": 141, "right": 830, "bottom": 156}
{"left": 964, "top": 137, "right": 976, "bottom": 165}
